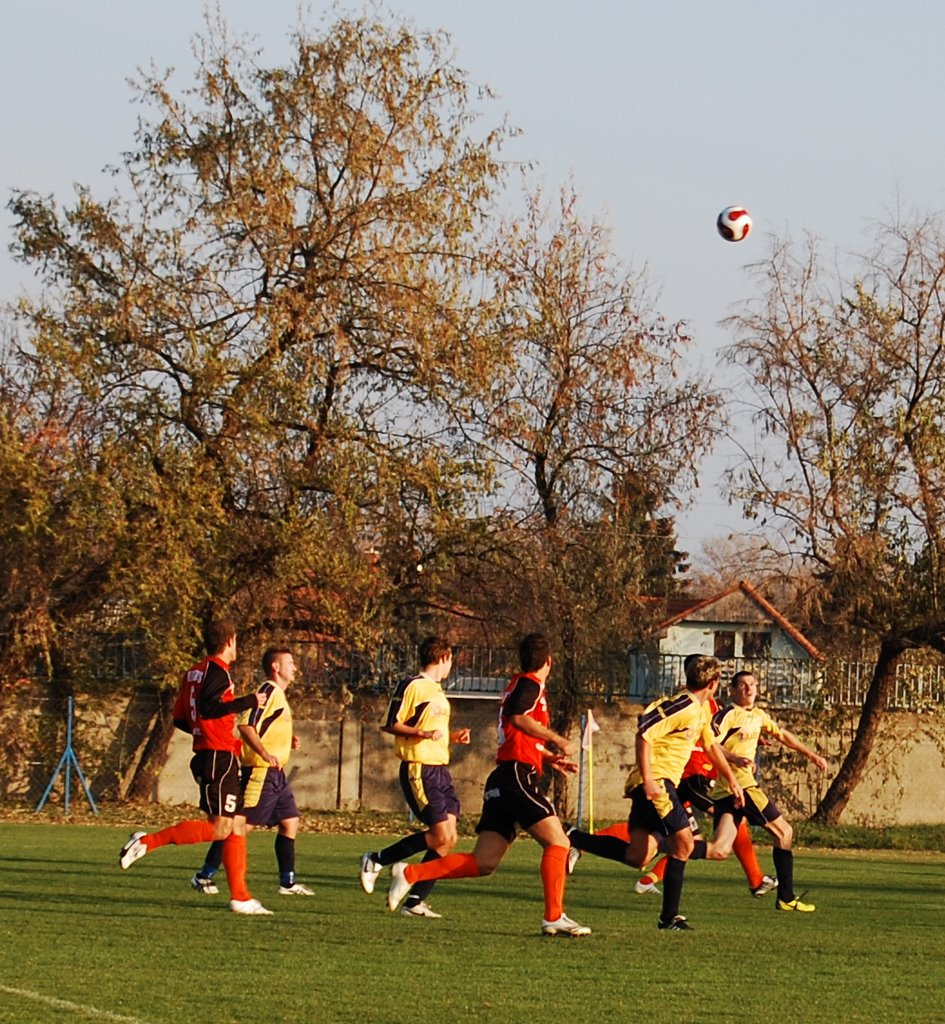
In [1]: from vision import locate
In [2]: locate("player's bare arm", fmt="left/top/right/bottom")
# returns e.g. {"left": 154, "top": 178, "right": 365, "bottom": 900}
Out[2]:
{"left": 238, "top": 723, "right": 280, "bottom": 769}
{"left": 546, "top": 753, "right": 579, "bottom": 775}
{"left": 707, "top": 741, "right": 744, "bottom": 807}
{"left": 722, "top": 748, "right": 754, "bottom": 769}
{"left": 508, "top": 713, "right": 574, "bottom": 757}
{"left": 635, "top": 732, "right": 662, "bottom": 802}
{"left": 385, "top": 721, "right": 444, "bottom": 741}
{"left": 779, "top": 729, "right": 829, "bottom": 773}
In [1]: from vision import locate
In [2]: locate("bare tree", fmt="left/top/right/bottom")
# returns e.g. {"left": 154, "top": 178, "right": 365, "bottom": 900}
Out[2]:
{"left": 470, "top": 183, "right": 723, "bottom": 733}
{"left": 727, "top": 214, "right": 945, "bottom": 822}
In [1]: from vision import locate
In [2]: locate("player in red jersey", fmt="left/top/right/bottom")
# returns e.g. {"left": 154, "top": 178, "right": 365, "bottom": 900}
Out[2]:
{"left": 118, "top": 620, "right": 270, "bottom": 914}
{"left": 386, "top": 633, "right": 591, "bottom": 937}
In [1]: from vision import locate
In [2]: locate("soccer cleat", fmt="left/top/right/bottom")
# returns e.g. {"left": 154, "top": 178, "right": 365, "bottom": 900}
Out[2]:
{"left": 634, "top": 879, "right": 660, "bottom": 895}
{"left": 230, "top": 897, "right": 273, "bottom": 915}
{"left": 776, "top": 894, "right": 816, "bottom": 912}
{"left": 387, "top": 862, "right": 412, "bottom": 912}
{"left": 401, "top": 900, "right": 442, "bottom": 919}
{"left": 657, "top": 914, "right": 693, "bottom": 930}
{"left": 567, "top": 846, "right": 582, "bottom": 875}
{"left": 360, "top": 852, "right": 383, "bottom": 894}
{"left": 541, "top": 913, "right": 591, "bottom": 937}
{"left": 279, "top": 883, "right": 314, "bottom": 896}
{"left": 751, "top": 875, "right": 777, "bottom": 898}
{"left": 191, "top": 873, "right": 219, "bottom": 895}
{"left": 119, "top": 831, "right": 148, "bottom": 870}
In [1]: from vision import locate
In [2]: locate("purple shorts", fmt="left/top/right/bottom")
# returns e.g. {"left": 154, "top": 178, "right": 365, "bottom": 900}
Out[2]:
{"left": 239, "top": 766, "right": 300, "bottom": 827}
{"left": 399, "top": 762, "right": 461, "bottom": 826}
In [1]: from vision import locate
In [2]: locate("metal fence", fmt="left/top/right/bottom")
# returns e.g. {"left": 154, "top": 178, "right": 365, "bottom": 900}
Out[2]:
{"left": 627, "top": 651, "right": 945, "bottom": 710}
{"left": 628, "top": 652, "right": 823, "bottom": 708}
{"left": 284, "top": 641, "right": 945, "bottom": 709}
{"left": 14, "top": 636, "right": 945, "bottom": 710}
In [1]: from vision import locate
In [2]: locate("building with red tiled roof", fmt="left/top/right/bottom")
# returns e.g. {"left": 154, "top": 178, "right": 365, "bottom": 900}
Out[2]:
{"left": 629, "top": 581, "right": 822, "bottom": 703}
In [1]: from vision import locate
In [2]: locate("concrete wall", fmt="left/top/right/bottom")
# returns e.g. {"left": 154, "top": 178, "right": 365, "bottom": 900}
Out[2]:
{"left": 153, "top": 693, "right": 945, "bottom": 827}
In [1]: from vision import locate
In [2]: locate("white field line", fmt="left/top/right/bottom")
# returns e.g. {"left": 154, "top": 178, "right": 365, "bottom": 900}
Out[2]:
{"left": 0, "top": 985, "right": 150, "bottom": 1023}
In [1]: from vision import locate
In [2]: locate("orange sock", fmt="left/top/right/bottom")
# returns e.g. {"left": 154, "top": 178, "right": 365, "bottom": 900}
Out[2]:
{"left": 733, "top": 821, "right": 764, "bottom": 889}
{"left": 222, "top": 832, "right": 250, "bottom": 901}
{"left": 598, "top": 822, "right": 631, "bottom": 842}
{"left": 540, "top": 845, "right": 568, "bottom": 921}
{"left": 143, "top": 819, "right": 215, "bottom": 851}
{"left": 404, "top": 852, "right": 480, "bottom": 884}
{"left": 641, "top": 854, "right": 668, "bottom": 885}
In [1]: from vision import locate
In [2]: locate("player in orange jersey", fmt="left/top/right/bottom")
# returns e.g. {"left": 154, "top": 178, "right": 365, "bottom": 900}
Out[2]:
{"left": 118, "top": 620, "right": 270, "bottom": 915}
{"left": 386, "top": 633, "right": 590, "bottom": 937}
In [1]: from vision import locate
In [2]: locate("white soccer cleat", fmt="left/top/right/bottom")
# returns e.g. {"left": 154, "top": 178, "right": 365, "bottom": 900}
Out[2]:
{"left": 541, "top": 913, "right": 591, "bottom": 937}
{"left": 566, "top": 846, "right": 582, "bottom": 875}
{"left": 634, "top": 879, "right": 660, "bottom": 895}
{"left": 401, "top": 900, "right": 442, "bottom": 919}
{"left": 360, "top": 852, "right": 383, "bottom": 894}
{"left": 387, "top": 862, "right": 412, "bottom": 912}
{"left": 191, "top": 873, "right": 219, "bottom": 895}
{"left": 279, "top": 883, "right": 314, "bottom": 896}
{"left": 119, "top": 831, "right": 148, "bottom": 870}
{"left": 751, "top": 875, "right": 778, "bottom": 898}
{"left": 230, "top": 897, "right": 273, "bottom": 915}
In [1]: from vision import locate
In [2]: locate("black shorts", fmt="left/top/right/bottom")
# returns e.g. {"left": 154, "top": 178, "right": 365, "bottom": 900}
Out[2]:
{"left": 677, "top": 773, "right": 714, "bottom": 815}
{"left": 190, "top": 749, "right": 242, "bottom": 819}
{"left": 627, "top": 779, "right": 691, "bottom": 837}
{"left": 399, "top": 762, "right": 461, "bottom": 827}
{"left": 475, "top": 760, "right": 555, "bottom": 843}
{"left": 714, "top": 785, "right": 782, "bottom": 828}
{"left": 240, "top": 766, "right": 300, "bottom": 827}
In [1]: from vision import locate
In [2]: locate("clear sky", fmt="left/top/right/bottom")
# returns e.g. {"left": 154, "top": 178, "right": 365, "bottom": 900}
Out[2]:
{"left": 3, "top": 1, "right": 944, "bottom": 560}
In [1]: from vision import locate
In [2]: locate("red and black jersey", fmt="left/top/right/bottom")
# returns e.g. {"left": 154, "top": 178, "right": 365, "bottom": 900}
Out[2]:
{"left": 171, "top": 655, "right": 256, "bottom": 755}
{"left": 496, "top": 672, "right": 548, "bottom": 772}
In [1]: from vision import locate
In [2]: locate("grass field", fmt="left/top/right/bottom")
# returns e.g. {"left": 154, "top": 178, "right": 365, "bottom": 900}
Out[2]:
{"left": 1, "top": 821, "right": 943, "bottom": 1024}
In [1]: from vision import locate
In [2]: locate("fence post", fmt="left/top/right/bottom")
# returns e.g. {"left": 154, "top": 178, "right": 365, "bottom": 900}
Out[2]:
{"left": 36, "top": 696, "right": 98, "bottom": 814}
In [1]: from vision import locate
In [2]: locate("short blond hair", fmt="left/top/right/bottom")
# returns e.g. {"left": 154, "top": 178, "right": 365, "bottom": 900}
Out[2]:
{"left": 685, "top": 655, "right": 721, "bottom": 692}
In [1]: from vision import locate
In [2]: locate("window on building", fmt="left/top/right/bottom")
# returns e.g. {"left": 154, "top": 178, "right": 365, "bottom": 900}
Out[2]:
{"left": 743, "top": 631, "right": 772, "bottom": 658}
{"left": 713, "top": 631, "right": 735, "bottom": 659}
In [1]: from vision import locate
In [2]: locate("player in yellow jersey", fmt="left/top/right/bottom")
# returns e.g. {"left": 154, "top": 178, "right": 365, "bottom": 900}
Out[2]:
{"left": 359, "top": 636, "right": 470, "bottom": 918}
{"left": 567, "top": 655, "right": 744, "bottom": 930}
{"left": 700, "top": 671, "right": 828, "bottom": 912}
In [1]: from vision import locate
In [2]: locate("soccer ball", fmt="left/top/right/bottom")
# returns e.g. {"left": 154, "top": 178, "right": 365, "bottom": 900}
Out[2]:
{"left": 716, "top": 206, "right": 752, "bottom": 242}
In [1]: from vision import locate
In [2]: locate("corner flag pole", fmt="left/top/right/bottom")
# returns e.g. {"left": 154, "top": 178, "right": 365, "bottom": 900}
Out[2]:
{"left": 36, "top": 696, "right": 98, "bottom": 814}
{"left": 581, "top": 709, "right": 600, "bottom": 833}
{"left": 576, "top": 712, "right": 586, "bottom": 828}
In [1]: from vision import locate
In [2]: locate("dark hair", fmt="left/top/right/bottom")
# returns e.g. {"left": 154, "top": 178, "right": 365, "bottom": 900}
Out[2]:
{"left": 419, "top": 636, "right": 451, "bottom": 667}
{"left": 262, "top": 647, "right": 293, "bottom": 677}
{"left": 518, "top": 632, "right": 550, "bottom": 673}
{"left": 685, "top": 655, "right": 721, "bottom": 692}
{"left": 683, "top": 653, "right": 701, "bottom": 669}
{"left": 730, "top": 671, "right": 755, "bottom": 688}
{"left": 203, "top": 619, "right": 236, "bottom": 656}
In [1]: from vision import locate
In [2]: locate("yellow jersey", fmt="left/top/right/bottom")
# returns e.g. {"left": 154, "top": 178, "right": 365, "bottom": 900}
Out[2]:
{"left": 384, "top": 673, "right": 452, "bottom": 765}
{"left": 711, "top": 702, "right": 784, "bottom": 797}
{"left": 238, "top": 681, "right": 294, "bottom": 768}
{"left": 625, "top": 689, "right": 716, "bottom": 793}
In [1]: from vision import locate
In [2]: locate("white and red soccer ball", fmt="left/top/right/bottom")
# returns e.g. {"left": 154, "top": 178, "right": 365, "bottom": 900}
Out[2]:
{"left": 716, "top": 206, "right": 752, "bottom": 242}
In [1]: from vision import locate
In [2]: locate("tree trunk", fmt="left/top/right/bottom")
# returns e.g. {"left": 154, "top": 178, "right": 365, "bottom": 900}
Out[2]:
{"left": 551, "top": 617, "right": 580, "bottom": 814}
{"left": 124, "top": 697, "right": 178, "bottom": 801}
{"left": 811, "top": 635, "right": 905, "bottom": 824}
